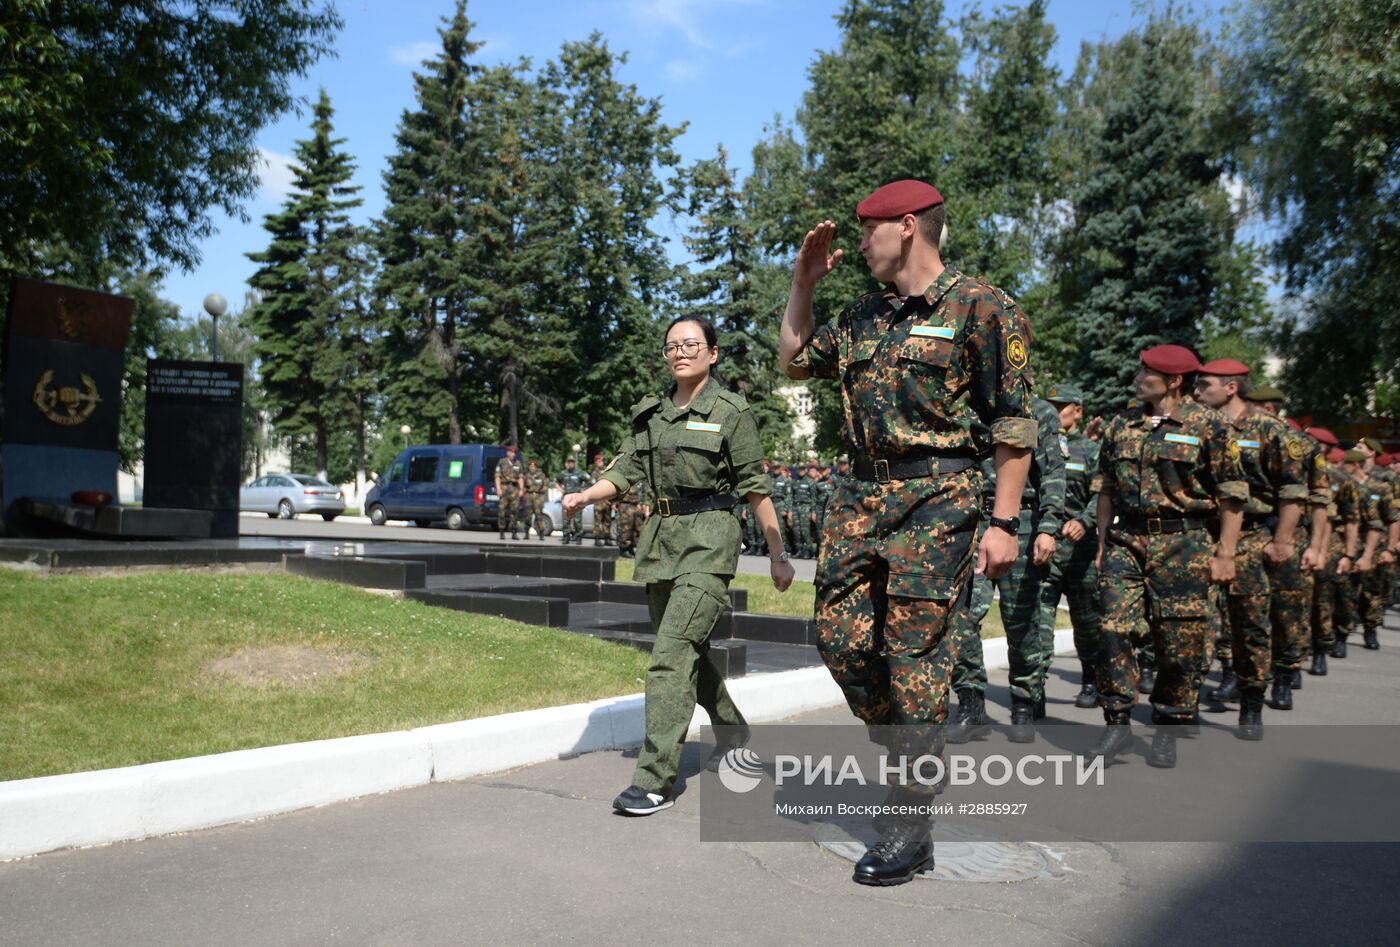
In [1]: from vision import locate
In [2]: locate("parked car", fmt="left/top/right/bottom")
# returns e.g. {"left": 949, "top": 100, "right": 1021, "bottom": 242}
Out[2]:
{"left": 364, "top": 444, "right": 505, "bottom": 529}
{"left": 241, "top": 473, "right": 346, "bottom": 521}
{"left": 540, "top": 494, "right": 600, "bottom": 538}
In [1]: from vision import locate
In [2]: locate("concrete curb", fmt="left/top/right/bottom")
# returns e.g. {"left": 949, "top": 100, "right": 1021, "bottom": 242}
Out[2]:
{"left": 0, "top": 630, "right": 1075, "bottom": 861}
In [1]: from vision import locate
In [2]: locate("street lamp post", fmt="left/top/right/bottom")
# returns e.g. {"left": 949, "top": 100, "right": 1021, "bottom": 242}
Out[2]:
{"left": 203, "top": 293, "right": 228, "bottom": 361}
{"left": 400, "top": 424, "right": 411, "bottom": 451}
{"left": 572, "top": 442, "right": 581, "bottom": 466}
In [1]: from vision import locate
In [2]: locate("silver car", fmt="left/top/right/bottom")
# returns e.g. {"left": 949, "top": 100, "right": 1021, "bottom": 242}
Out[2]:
{"left": 240, "top": 473, "right": 346, "bottom": 521}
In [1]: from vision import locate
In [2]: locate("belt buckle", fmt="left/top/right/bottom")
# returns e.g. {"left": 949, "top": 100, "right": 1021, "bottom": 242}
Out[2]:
{"left": 873, "top": 459, "right": 891, "bottom": 484}
{"left": 657, "top": 497, "right": 672, "bottom": 517}
{"left": 1147, "top": 517, "right": 1163, "bottom": 534}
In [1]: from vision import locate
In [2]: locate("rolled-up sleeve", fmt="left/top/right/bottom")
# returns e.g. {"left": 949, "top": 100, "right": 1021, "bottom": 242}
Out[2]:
{"left": 1209, "top": 423, "right": 1250, "bottom": 503}
{"left": 788, "top": 319, "right": 840, "bottom": 380}
{"left": 970, "top": 290, "right": 1036, "bottom": 448}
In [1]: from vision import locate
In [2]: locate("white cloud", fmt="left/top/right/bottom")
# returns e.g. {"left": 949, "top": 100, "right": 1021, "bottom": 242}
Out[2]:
{"left": 629, "top": 0, "right": 766, "bottom": 53}
{"left": 388, "top": 40, "right": 440, "bottom": 67}
{"left": 256, "top": 148, "right": 298, "bottom": 202}
{"left": 664, "top": 58, "right": 703, "bottom": 81}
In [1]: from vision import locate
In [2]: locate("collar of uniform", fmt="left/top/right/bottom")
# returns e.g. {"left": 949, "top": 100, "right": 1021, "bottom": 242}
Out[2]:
{"left": 883, "top": 265, "right": 961, "bottom": 323}
{"left": 661, "top": 377, "right": 721, "bottom": 420}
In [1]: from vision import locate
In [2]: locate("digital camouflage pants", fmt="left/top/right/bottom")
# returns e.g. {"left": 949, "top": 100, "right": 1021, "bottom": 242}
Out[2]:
{"left": 1097, "top": 526, "right": 1213, "bottom": 720}
{"left": 1227, "top": 526, "right": 1312, "bottom": 694}
{"left": 815, "top": 471, "right": 978, "bottom": 733}
{"left": 632, "top": 572, "right": 744, "bottom": 796}
{"left": 1360, "top": 559, "right": 1397, "bottom": 633}
{"left": 1035, "top": 537, "right": 1101, "bottom": 680}
{"left": 526, "top": 492, "right": 547, "bottom": 536}
{"left": 950, "top": 515, "right": 1051, "bottom": 702}
{"left": 1312, "top": 530, "right": 1357, "bottom": 650}
{"left": 593, "top": 499, "right": 613, "bottom": 540}
{"left": 562, "top": 491, "right": 584, "bottom": 538}
{"left": 498, "top": 486, "right": 521, "bottom": 533}
{"left": 617, "top": 502, "right": 644, "bottom": 550}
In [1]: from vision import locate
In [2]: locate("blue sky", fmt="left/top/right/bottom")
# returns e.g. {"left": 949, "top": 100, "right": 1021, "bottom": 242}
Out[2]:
{"left": 162, "top": 0, "right": 1230, "bottom": 319}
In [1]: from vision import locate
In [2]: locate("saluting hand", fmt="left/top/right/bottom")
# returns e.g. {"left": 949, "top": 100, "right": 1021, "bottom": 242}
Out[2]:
{"left": 792, "top": 220, "right": 844, "bottom": 289}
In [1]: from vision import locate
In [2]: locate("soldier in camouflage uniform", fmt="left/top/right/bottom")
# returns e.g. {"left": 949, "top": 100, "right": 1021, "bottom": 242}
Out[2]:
{"left": 814, "top": 458, "right": 836, "bottom": 552}
{"left": 1311, "top": 436, "right": 1360, "bottom": 668}
{"left": 947, "top": 394, "right": 1065, "bottom": 744}
{"left": 1091, "top": 345, "right": 1247, "bottom": 767}
{"left": 1356, "top": 440, "right": 1398, "bottom": 650}
{"left": 781, "top": 180, "right": 1036, "bottom": 885}
{"left": 1336, "top": 448, "right": 1386, "bottom": 654}
{"left": 1377, "top": 453, "right": 1400, "bottom": 608}
{"left": 740, "top": 459, "right": 771, "bottom": 555}
{"left": 615, "top": 478, "right": 649, "bottom": 559}
{"left": 1193, "top": 362, "right": 1309, "bottom": 728}
{"left": 494, "top": 443, "right": 525, "bottom": 540}
{"left": 771, "top": 461, "right": 793, "bottom": 558}
{"left": 565, "top": 317, "right": 793, "bottom": 817}
{"left": 555, "top": 455, "right": 591, "bottom": 544}
{"left": 523, "top": 459, "right": 550, "bottom": 540}
{"left": 791, "top": 460, "right": 818, "bottom": 558}
{"left": 1034, "top": 383, "right": 1104, "bottom": 710}
{"left": 590, "top": 454, "right": 614, "bottom": 546}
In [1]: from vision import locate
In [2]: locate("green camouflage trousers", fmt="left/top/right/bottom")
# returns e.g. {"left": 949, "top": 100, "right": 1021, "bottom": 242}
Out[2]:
{"left": 562, "top": 493, "right": 584, "bottom": 538}
{"left": 1035, "top": 537, "right": 1101, "bottom": 676}
{"left": 796, "top": 509, "right": 820, "bottom": 558}
{"left": 593, "top": 499, "right": 613, "bottom": 539}
{"left": 814, "top": 472, "right": 979, "bottom": 731}
{"left": 1313, "top": 531, "right": 1357, "bottom": 649}
{"left": 1360, "top": 559, "right": 1397, "bottom": 633}
{"left": 632, "top": 572, "right": 744, "bottom": 796}
{"left": 951, "top": 516, "right": 1051, "bottom": 701}
{"left": 1097, "top": 527, "right": 1213, "bottom": 720}
{"left": 617, "top": 502, "right": 644, "bottom": 550}
{"left": 741, "top": 507, "right": 764, "bottom": 553}
{"left": 526, "top": 493, "right": 547, "bottom": 535}
{"left": 498, "top": 486, "right": 521, "bottom": 532}
{"left": 1227, "top": 527, "right": 1312, "bottom": 694}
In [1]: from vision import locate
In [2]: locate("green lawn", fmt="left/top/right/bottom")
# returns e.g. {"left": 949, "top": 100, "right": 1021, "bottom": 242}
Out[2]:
{"left": 611, "top": 560, "right": 1056, "bottom": 639}
{"left": 0, "top": 568, "right": 649, "bottom": 781}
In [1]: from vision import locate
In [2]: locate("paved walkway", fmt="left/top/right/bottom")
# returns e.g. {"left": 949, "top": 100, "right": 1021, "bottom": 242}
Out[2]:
{"left": 3, "top": 609, "right": 1398, "bottom": 946}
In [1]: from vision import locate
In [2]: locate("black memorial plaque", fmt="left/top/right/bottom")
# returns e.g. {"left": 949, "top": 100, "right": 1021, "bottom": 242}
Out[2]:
{"left": 143, "top": 359, "right": 243, "bottom": 538}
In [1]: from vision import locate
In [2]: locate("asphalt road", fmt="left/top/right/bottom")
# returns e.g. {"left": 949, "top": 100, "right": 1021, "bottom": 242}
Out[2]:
{"left": 4, "top": 608, "right": 1397, "bottom": 946}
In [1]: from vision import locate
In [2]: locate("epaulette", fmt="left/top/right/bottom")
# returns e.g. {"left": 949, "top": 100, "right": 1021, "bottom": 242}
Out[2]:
{"left": 631, "top": 395, "right": 662, "bottom": 421}
{"left": 715, "top": 388, "right": 749, "bottom": 412}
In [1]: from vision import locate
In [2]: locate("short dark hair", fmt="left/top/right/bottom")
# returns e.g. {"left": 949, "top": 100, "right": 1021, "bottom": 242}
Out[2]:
{"left": 914, "top": 203, "right": 946, "bottom": 249}
{"left": 1217, "top": 374, "right": 1252, "bottom": 397}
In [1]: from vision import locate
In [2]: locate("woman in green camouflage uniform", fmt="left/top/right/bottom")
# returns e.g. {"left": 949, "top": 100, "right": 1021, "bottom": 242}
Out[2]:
{"left": 564, "top": 317, "right": 796, "bottom": 815}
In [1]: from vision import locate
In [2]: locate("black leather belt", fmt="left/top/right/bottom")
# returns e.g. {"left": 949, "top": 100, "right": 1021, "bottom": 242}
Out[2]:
{"left": 652, "top": 493, "right": 739, "bottom": 517}
{"left": 854, "top": 454, "right": 976, "bottom": 483}
{"left": 1116, "top": 513, "right": 1208, "bottom": 535}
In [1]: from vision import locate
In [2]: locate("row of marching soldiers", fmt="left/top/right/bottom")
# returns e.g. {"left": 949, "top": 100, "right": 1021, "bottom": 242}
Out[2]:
{"left": 873, "top": 345, "right": 1395, "bottom": 766}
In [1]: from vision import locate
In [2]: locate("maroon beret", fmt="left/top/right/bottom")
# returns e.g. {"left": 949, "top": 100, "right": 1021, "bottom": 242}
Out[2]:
{"left": 1139, "top": 344, "right": 1201, "bottom": 375}
{"left": 856, "top": 179, "right": 943, "bottom": 220}
{"left": 1285, "top": 417, "right": 1303, "bottom": 431}
{"left": 1200, "top": 358, "right": 1251, "bottom": 376}
{"left": 1378, "top": 453, "right": 1393, "bottom": 467}
{"left": 1327, "top": 447, "right": 1345, "bottom": 464}
{"left": 1306, "top": 426, "right": 1339, "bottom": 447}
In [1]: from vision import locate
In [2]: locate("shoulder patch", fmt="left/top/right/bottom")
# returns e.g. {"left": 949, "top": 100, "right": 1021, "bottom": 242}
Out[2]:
{"left": 714, "top": 388, "right": 749, "bottom": 412}
{"left": 1227, "top": 439, "right": 1242, "bottom": 460}
{"left": 1006, "top": 332, "right": 1029, "bottom": 370}
{"left": 1286, "top": 437, "right": 1307, "bottom": 461}
{"left": 1058, "top": 433, "right": 1070, "bottom": 458}
{"left": 1316, "top": 454, "right": 1326, "bottom": 471}
{"left": 630, "top": 395, "right": 662, "bottom": 421}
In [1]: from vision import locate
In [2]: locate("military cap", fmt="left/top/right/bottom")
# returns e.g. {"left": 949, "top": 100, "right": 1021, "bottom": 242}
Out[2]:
{"left": 1327, "top": 447, "right": 1346, "bottom": 464}
{"left": 1362, "top": 437, "right": 1384, "bottom": 453}
{"left": 1344, "top": 449, "right": 1367, "bottom": 463}
{"left": 1378, "top": 453, "right": 1394, "bottom": 467}
{"left": 856, "top": 179, "right": 943, "bottom": 220}
{"left": 807, "top": 458, "right": 820, "bottom": 468}
{"left": 593, "top": 453, "right": 604, "bottom": 463}
{"left": 1139, "top": 344, "right": 1201, "bottom": 375}
{"left": 1285, "top": 417, "right": 1303, "bottom": 431}
{"left": 1245, "top": 385, "right": 1284, "bottom": 403}
{"left": 1044, "top": 383, "right": 1083, "bottom": 405}
{"left": 1201, "top": 358, "right": 1251, "bottom": 376}
{"left": 1306, "top": 426, "right": 1339, "bottom": 446}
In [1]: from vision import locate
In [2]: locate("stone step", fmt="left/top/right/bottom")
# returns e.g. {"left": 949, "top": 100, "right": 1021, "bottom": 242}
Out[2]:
{"left": 405, "top": 589, "right": 570, "bottom": 627}
{"left": 427, "top": 573, "right": 600, "bottom": 603}
{"left": 284, "top": 553, "right": 426, "bottom": 590}
{"left": 723, "top": 611, "right": 815, "bottom": 647}
{"left": 570, "top": 627, "right": 747, "bottom": 678}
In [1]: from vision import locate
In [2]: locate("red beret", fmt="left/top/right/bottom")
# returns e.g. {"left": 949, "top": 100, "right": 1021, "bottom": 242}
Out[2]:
{"left": 856, "top": 179, "right": 943, "bottom": 220}
{"left": 1285, "top": 417, "right": 1302, "bottom": 431}
{"left": 1306, "top": 426, "right": 1339, "bottom": 446}
{"left": 1326, "top": 447, "right": 1346, "bottom": 464}
{"left": 1200, "top": 358, "right": 1251, "bottom": 376}
{"left": 593, "top": 453, "right": 603, "bottom": 462}
{"left": 1378, "top": 453, "right": 1393, "bottom": 467}
{"left": 1139, "top": 344, "right": 1201, "bottom": 375}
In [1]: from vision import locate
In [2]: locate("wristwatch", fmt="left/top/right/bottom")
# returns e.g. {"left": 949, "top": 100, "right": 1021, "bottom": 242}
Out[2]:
{"left": 987, "top": 515, "right": 1019, "bottom": 534}
{"left": 771, "top": 550, "right": 791, "bottom": 563}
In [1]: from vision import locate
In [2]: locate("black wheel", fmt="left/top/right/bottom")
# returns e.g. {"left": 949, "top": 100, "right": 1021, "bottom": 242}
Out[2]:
{"left": 266, "top": 512, "right": 277, "bottom": 519}
{"left": 368, "top": 504, "right": 387, "bottom": 526}
{"left": 446, "top": 507, "right": 467, "bottom": 531}
{"left": 533, "top": 513, "right": 552, "bottom": 538}
{"left": 321, "top": 514, "right": 338, "bottom": 522}
{"left": 277, "top": 499, "right": 296, "bottom": 520}
{"left": 414, "top": 519, "right": 432, "bottom": 528}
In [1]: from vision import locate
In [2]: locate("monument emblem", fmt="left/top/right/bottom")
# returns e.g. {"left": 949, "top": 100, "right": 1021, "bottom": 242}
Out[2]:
{"left": 32, "top": 369, "right": 102, "bottom": 426}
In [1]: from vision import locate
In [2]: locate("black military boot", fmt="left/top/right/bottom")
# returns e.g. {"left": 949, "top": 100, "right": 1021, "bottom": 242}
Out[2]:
{"left": 511, "top": 530, "right": 519, "bottom": 540}
{"left": 1146, "top": 726, "right": 1178, "bottom": 769}
{"left": 1035, "top": 695, "right": 1047, "bottom": 720}
{"left": 1309, "top": 650, "right": 1328, "bottom": 676}
{"left": 1088, "top": 709, "right": 1132, "bottom": 763}
{"left": 1137, "top": 661, "right": 1156, "bottom": 695}
{"left": 1363, "top": 627, "right": 1380, "bottom": 650}
{"left": 498, "top": 530, "right": 505, "bottom": 539}
{"left": 1238, "top": 691, "right": 1264, "bottom": 741}
{"left": 1270, "top": 671, "right": 1294, "bottom": 711}
{"left": 1208, "top": 662, "right": 1241, "bottom": 703}
{"left": 852, "top": 819, "right": 935, "bottom": 886}
{"left": 1291, "top": 667, "right": 1302, "bottom": 690}
{"left": 1075, "top": 663, "right": 1099, "bottom": 709}
{"left": 945, "top": 689, "right": 991, "bottom": 744}
{"left": 1009, "top": 698, "right": 1036, "bottom": 744}
{"left": 1331, "top": 635, "right": 1347, "bottom": 658}
{"left": 593, "top": 537, "right": 601, "bottom": 547}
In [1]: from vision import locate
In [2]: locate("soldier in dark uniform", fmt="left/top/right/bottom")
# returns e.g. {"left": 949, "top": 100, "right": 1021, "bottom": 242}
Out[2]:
{"left": 615, "top": 478, "right": 649, "bottom": 559}
{"left": 1034, "top": 383, "right": 1104, "bottom": 710}
{"left": 1355, "top": 439, "right": 1397, "bottom": 650}
{"left": 1091, "top": 345, "right": 1247, "bottom": 767}
{"left": 591, "top": 454, "right": 613, "bottom": 546}
{"left": 741, "top": 459, "right": 772, "bottom": 555}
{"left": 1338, "top": 448, "right": 1386, "bottom": 653}
{"left": 495, "top": 443, "right": 524, "bottom": 540}
{"left": 781, "top": 180, "right": 1035, "bottom": 885}
{"left": 523, "top": 459, "right": 550, "bottom": 540}
{"left": 566, "top": 317, "right": 794, "bottom": 816}
{"left": 556, "top": 455, "right": 591, "bottom": 544}
{"left": 771, "top": 460, "right": 793, "bottom": 557}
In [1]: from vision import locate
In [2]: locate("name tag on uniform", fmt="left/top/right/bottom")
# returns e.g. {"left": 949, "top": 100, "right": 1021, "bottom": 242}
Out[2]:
{"left": 909, "top": 325, "right": 956, "bottom": 340}
{"left": 1236, "top": 439, "right": 1260, "bottom": 449}
{"left": 1066, "top": 462, "right": 1087, "bottom": 472}
{"left": 1163, "top": 433, "right": 1200, "bottom": 446}
{"left": 686, "top": 421, "right": 722, "bottom": 433}
{"left": 1371, "top": 494, "right": 1381, "bottom": 501}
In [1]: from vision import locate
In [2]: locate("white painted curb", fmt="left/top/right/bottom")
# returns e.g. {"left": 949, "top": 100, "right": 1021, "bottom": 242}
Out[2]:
{"left": 0, "top": 629, "right": 1075, "bottom": 861}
